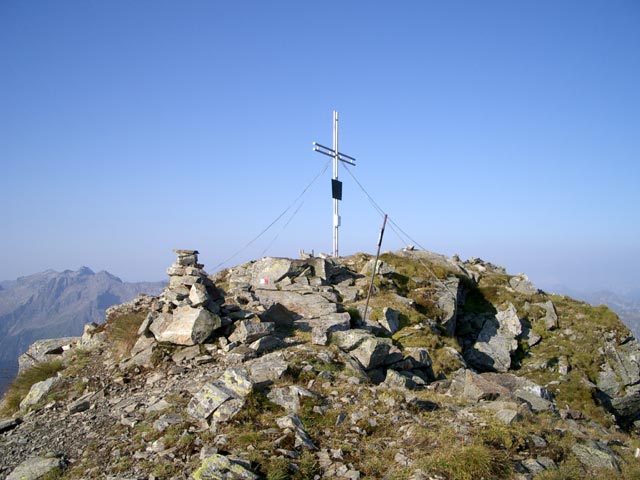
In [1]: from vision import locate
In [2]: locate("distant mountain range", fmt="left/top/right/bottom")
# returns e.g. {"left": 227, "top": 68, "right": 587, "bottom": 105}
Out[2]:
{"left": 547, "top": 285, "right": 640, "bottom": 339}
{"left": 0, "top": 267, "right": 164, "bottom": 394}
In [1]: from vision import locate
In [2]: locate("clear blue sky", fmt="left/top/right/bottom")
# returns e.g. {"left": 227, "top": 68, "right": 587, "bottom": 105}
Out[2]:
{"left": 1, "top": 1, "right": 638, "bottom": 292}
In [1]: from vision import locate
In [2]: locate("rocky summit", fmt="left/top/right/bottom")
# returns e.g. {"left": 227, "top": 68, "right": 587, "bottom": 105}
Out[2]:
{"left": 1, "top": 249, "right": 640, "bottom": 479}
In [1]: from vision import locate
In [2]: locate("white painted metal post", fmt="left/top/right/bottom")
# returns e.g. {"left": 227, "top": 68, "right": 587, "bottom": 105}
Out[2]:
{"left": 332, "top": 110, "right": 339, "bottom": 257}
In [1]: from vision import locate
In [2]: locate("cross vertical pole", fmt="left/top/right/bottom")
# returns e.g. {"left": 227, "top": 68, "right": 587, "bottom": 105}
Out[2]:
{"left": 313, "top": 110, "right": 356, "bottom": 258}
{"left": 332, "top": 110, "right": 339, "bottom": 257}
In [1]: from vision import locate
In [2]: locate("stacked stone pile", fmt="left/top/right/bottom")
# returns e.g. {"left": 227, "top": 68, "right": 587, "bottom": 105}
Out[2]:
{"left": 139, "top": 250, "right": 224, "bottom": 347}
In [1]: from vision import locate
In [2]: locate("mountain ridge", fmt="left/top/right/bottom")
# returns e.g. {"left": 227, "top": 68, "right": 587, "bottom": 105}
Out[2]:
{"left": 0, "top": 267, "right": 164, "bottom": 394}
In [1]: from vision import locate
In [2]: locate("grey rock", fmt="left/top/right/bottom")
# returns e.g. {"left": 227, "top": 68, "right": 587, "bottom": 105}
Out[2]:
{"left": 276, "top": 413, "right": 318, "bottom": 450}
{"left": 187, "top": 368, "right": 253, "bottom": 426}
{"left": 254, "top": 289, "right": 337, "bottom": 318}
{"left": 267, "top": 385, "right": 317, "bottom": 412}
{"left": 403, "top": 347, "right": 432, "bottom": 368}
{"left": 189, "top": 283, "right": 210, "bottom": 307}
{"left": 260, "top": 303, "right": 297, "bottom": 327}
{"left": 20, "top": 376, "right": 60, "bottom": 410}
{"left": 436, "top": 277, "right": 461, "bottom": 336}
{"left": 190, "top": 453, "right": 258, "bottom": 480}
{"left": 464, "top": 303, "right": 522, "bottom": 372}
{"left": 6, "top": 456, "right": 65, "bottom": 480}
{"left": 351, "top": 336, "right": 402, "bottom": 370}
{"left": 68, "top": 392, "right": 94, "bottom": 413}
{"left": 331, "top": 329, "right": 372, "bottom": 351}
{"left": 245, "top": 352, "right": 289, "bottom": 388}
{"left": 150, "top": 306, "right": 220, "bottom": 345}
{"left": 379, "top": 307, "right": 400, "bottom": 335}
{"left": 572, "top": 440, "right": 620, "bottom": 472}
{"left": 533, "top": 300, "right": 558, "bottom": 330}
{"left": 495, "top": 409, "right": 520, "bottom": 425}
{"left": 509, "top": 274, "right": 539, "bottom": 295}
{"left": 229, "top": 320, "right": 275, "bottom": 344}
{"left": 0, "top": 417, "right": 21, "bottom": 433}
{"left": 248, "top": 335, "right": 284, "bottom": 353}
{"left": 18, "top": 337, "right": 79, "bottom": 373}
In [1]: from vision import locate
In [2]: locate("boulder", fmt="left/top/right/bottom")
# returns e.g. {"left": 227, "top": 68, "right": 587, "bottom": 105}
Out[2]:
{"left": 331, "top": 329, "right": 372, "bottom": 351}
{"left": 20, "top": 376, "right": 60, "bottom": 410}
{"left": 267, "top": 385, "right": 317, "bottom": 412}
{"left": 248, "top": 335, "right": 284, "bottom": 353}
{"left": 260, "top": 303, "right": 297, "bottom": 327}
{"left": 228, "top": 320, "right": 275, "bottom": 344}
{"left": 295, "top": 312, "right": 350, "bottom": 346}
{"left": 245, "top": 352, "right": 289, "bottom": 388}
{"left": 186, "top": 368, "right": 253, "bottom": 427}
{"left": 150, "top": 306, "right": 220, "bottom": 345}
{"left": 571, "top": 440, "right": 620, "bottom": 472}
{"left": 6, "top": 456, "right": 65, "bottom": 480}
{"left": 464, "top": 303, "right": 522, "bottom": 372}
{"left": 189, "top": 283, "right": 210, "bottom": 307}
{"left": 436, "top": 277, "right": 461, "bottom": 336}
{"left": 379, "top": 307, "right": 400, "bottom": 335}
{"left": 254, "top": 289, "right": 337, "bottom": 318}
{"left": 190, "top": 454, "right": 258, "bottom": 480}
{"left": 509, "top": 274, "right": 539, "bottom": 295}
{"left": 18, "top": 337, "right": 79, "bottom": 373}
{"left": 533, "top": 300, "right": 558, "bottom": 330}
{"left": 351, "top": 336, "right": 402, "bottom": 370}
{"left": 276, "top": 413, "right": 318, "bottom": 450}
{"left": 0, "top": 417, "right": 21, "bottom": 433}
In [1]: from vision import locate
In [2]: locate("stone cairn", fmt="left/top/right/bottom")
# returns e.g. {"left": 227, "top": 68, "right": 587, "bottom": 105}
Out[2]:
{"left": 140, "top": 250, "right": 224, "bottom": 346}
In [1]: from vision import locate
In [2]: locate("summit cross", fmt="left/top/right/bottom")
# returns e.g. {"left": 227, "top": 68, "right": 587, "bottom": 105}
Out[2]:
{"left": 313, "top": 110, "right": 357, "bottom": 257}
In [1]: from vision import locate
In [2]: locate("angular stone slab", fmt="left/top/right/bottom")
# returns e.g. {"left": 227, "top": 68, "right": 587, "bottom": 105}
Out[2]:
{"left": 350, "top": 336, "right": 401, "bottom": 370}
{"left": 331, "top": 329, "right": 372, "bottom": 351}
{"left": 190, "top": 454, "right": 258, "bottom": 480}
{"left": 228, "top": 320, "right": 275, "bottom": 344}
{"left": 245, "top": 352, "right": 289, "bottom": 388}
{"left": 465, "top": 303, "right": 522, "bottom": 372}
{"left": 150, "top": 306, "right": 220, "bottom": 345}
{"left": 6, "top": 456, "right": 64, "bottom": 480}
{"left": 20, "top": 376, "right": 60, "bottom": 410}
{"left": 187, "top": 383, "right": 235, "bottom": 421}
{"left": 254, "top": 289, "right": 337, "bottom": 318}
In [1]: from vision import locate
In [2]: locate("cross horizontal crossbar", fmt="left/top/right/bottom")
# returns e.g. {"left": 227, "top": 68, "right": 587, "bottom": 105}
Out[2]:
{"left": 312, "top": 142, "right": 356, "bottom": 165}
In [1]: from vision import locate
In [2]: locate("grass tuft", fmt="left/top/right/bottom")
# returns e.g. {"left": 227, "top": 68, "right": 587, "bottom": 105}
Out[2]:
{"left": 0, "top": 360, "right": 64, "bottom": 415}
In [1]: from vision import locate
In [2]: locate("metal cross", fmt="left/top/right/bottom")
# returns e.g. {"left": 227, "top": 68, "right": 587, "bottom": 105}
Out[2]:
{"left": 313, "top": 110, "right": 356, "bottom": 257}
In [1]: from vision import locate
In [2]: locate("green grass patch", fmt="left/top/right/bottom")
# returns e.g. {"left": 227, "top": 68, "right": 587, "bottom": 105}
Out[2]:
{"left": 0, "top": 359, "right": 64, "bottom": 415}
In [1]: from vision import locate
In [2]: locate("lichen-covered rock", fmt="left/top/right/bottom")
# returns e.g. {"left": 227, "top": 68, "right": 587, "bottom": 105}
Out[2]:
{"left": 190, "top": 454, "right": 258, "bottom": 480}
{"left": 187, "top": 368, "right": 253, "bottom": 426}
{"left": 572, "top": 440, "right": 620, "bottom": 472}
